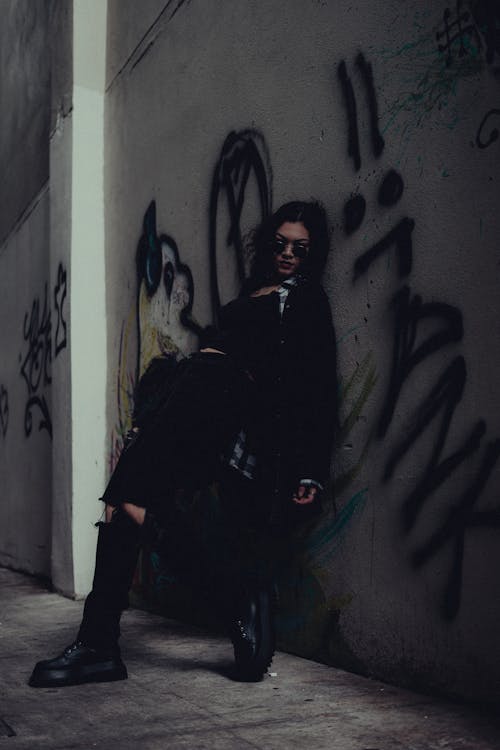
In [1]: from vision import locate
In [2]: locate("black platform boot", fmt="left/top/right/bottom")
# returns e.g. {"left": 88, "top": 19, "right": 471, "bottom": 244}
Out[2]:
{"left": 29, "top": 509, "right": 141, "bottom": 688}
{"left": 230, "top": 582, "right": 276, "bottom": 682}
{"left": 228, "top": 535, "right": 276, "bottom": 683}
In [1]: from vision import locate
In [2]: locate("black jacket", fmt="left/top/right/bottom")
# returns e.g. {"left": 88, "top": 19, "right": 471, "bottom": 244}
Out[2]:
{"left": 213, "top": 279, "right": 337, "bottom": 508}
{"left": 256, "top": 281, "right": 337, "bottom": 511}
{"left": 130, "top": 279, "right": 337, "bottom": 523}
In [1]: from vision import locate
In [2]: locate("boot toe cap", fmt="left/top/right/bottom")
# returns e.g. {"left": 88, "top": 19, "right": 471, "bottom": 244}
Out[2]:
{"left": 28, "top": 642, "right": 127, "bottom": 687}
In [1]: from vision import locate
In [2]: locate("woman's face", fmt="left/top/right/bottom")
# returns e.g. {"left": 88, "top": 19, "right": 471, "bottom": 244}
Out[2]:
{"left": 272, "top": 221, "right": 310, "bottom": 281}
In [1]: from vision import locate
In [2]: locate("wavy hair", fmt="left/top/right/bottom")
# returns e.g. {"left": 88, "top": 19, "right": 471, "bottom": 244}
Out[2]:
{"left": 243, "top": 201, "right": 330, "bottom": 292}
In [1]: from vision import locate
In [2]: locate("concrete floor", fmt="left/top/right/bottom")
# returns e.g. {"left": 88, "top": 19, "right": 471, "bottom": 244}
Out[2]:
{"left": 1, "top": 567, "right": 499, "bottom": 750}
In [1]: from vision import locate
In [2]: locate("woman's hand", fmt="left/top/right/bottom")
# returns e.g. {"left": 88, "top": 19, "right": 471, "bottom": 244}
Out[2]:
{"left": 292, "top": 483, "right": 318, "bottom": 505}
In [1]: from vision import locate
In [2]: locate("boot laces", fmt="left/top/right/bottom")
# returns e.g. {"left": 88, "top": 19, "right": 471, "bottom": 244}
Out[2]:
{"left": 64, "top": 640, "right": 84, "bottom": 655}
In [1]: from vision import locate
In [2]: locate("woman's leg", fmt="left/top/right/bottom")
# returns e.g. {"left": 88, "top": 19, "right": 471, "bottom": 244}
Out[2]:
{"left": 217, "top": 467, "right": 276, "bottom": 682}
{"left": 30, "top": 355, "right": 249, "bottom": 687}
{"left": 122, "top": 502, "right": 146, "bottom": 526}
{"left": 29, "top": 503, "right": 144, "bottom": 688}
{"left": 106, "top": 501, "right": 145, "bottom": 526}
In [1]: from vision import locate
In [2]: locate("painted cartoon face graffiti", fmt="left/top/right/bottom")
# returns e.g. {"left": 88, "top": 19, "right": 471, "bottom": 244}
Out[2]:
{"left": 110, "top": 202, "right": 201, "bottom": 469}
{"left": 135, "top": 201, "right": 200, "bottom": 375}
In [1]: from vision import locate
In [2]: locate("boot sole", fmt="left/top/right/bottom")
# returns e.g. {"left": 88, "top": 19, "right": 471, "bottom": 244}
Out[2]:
{"left": 29, "top": 660, "right": 128, "bottom": 688}
{"left": 233, "top": 589, "right": 276, "bottom": 682}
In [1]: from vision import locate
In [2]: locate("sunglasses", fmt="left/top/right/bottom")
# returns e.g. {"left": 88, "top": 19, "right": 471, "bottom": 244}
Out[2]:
{"left": 270, "top": 237, "right": 310, "bottom": 259}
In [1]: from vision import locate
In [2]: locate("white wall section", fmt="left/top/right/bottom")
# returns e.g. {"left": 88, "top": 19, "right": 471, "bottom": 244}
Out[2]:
{"left": 70, "top": 0, "right": 108, "bottom": 596}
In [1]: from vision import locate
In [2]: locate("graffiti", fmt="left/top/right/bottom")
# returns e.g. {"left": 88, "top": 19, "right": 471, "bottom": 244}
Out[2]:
{"left": 434, "top": 1, "right": 500, "bottom": 158}
{"left": 377, "top": 288, "right": 464, "bottom": 439}
{"left": 135, "top": 200, "right": 200, "bottom": 377}
{"left": 117, "top": 129, "right": 270, "bottom": 454}
{"left": 378, "top": 168, "right": 405, "bottom": 206}
{"left": 338, "top": 56, "right": 413, "bottom": 280}
{"left": 120, "top": 133, "right": 368, "bottom": 634}
{"left": 114, "top": 129, "right": 272, "bottom": 464}
{"left": 412, "top": 438, "right": 500, "bottom": 618}
{"left": 340, "top": 53, "right": 500, "bottom": 619}
{"left": 435, "top": 2, "right": 499, "bottom": 156}
{"left": 113, "top": 129, "right": 272, "bottom": 459}
{"left": 339, "top": 58, "right": 416, "bottom": 278}
{"left": 208, "top": 129, "right": 272, "bottom": 320}
{"left": 18, "top": 265, "right": 68, "bottom": 440}
{"left": 109, "top": 326, "right": 137, "bottom": 472}
{"left": 337, "top": 61, "right": 361, "bottom": 172}
{"left": 110, "top": 201, "right": 200, "bottom": 467}
{"left": 436, "top": 1, "right": 478, "bottom": 66}
{"left": 334, "top": 352, "right": 378, "bottom": 498}
{"left": 375, "top": 7, "right": 483, "bottom": 159}
{"left": 354, "top": 215, "right": 415, "bottom": 281}
{"left": 0, "top": 385, "right": 8, "bottom": 438}
{"left": 307, "top": 489, "right": 369, "bottom": 567}
{"left": 20, "top": 285, "right": 52, "bottom": 438}
{"left": 112, "top": 130, "right": 272, "bottom": 466}
{"left": 338, "top": 53, "right": 384, "bottom": 172}
{"left": 53, "top": 262, "right": 67, "bottom": 356}
{"left": 470, "top": 0, "right": 500, "bottom": 152}
{"left": 476, "top": 108, "right": 500, "bottom": 148}
{"left": 343, "top": 194, "right": 366, "bottom": 235}
{"left": 470, "top": 0, "right": 500, "bottom": 64}
{"left": 341, "top": 114, "right": 415, "bottom": 280}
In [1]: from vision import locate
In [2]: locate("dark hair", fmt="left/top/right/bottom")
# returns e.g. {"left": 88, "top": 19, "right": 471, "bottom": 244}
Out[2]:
{"left": 243, "top": 201, "right": 330, "bottom": 292}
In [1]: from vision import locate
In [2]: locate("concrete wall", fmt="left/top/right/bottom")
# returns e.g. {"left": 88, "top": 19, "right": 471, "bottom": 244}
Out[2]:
{"left": 0, "top": 1, "right": 53, "bottom": 576}
{"left": 104, "top": 0, "right": 500, "bottom": 703}
{"left": 0, "top": 0, "right": 112, "bottom": 600}
{"left": 49, "top": 0, "right": 74, "bottom": 595}
{"left": 1, "top": 0, "right": 497, "bottom": 707}
{"left": 0, "top": 0, "right": 50, "bottom": 243}
{"left": 0, "top": 188, "right": 52, "bottom": 576}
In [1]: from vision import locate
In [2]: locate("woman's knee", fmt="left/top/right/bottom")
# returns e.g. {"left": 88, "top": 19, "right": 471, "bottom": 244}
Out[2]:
{"left": 122, "top": 502, "right": 146, "bottom": 526}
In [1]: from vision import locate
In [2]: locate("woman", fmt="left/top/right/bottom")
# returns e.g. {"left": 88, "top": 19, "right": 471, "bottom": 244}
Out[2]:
{"left": 29, "top": 201, "right": 337, "bottom": 687}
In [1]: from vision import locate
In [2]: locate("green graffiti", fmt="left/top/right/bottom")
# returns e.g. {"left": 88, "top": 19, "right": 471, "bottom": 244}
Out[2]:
{"left": 338, "top": 352, "right": 378, "bottom": 443}
{"left": 306, "top": 488, "right": 369, "bottom": 564}
{"left": 370, "top": 11, "right": 485, "bottom": 166}
{"left": 334, "top": 352, "right": 377, "bottom": 496}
